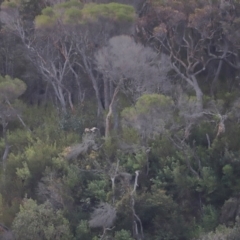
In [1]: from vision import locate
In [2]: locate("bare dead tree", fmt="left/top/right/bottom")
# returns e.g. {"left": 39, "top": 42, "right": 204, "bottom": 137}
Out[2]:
{"left": 130, "top": 170, "right": 144, "bottom": 240}
{"left": 109, "top": 159, "right": 120, "bottom": 204}
{"left": 26, "top": 32, "right": 76, "bottom": 113}
{"left": 0, "top": 5, "right": 26, "bottom": 45}
{"left": 69, "top": 21, "right": 130, "bottom": 118}
{"left": 95, "top": 35, "right": 172, "bottom": 103}
{"left": 95, "top": 35, "right": 172, "bottom": 137}
{"left": 0, "top": 6, "right": 83, "bottom": 113}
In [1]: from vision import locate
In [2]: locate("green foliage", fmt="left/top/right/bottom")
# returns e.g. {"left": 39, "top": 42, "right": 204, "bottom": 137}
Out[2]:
{"left": 4, "top": 137, "right": 58, "bottom": 196}
{"left": 16, "top": 161, "right": 31, "bottom": 183}
{"left": 35, "top": 5, "right": 59, "bottom": 28}
{"left": 151, "top": 155, "right": 179, "bottom": 189}
{"left": 222, "top": 164, "right": 233, "bottom": 177}
{"left": 35, "top": 2, "right": 134, "bottom": 28}
{"left": 195, "top": 224, "right": 237, "bottom": 240}
{"left": 21, "top": 105, "right": 57, "bottom": 129}
{"left": 136, "top": 185, "right": 189, "bottom": 240}
{"left": 119, "top": 149, "right": 147, "bottom": 172}
{"left": 56, "top": 0, "right": 82, "bottom": 9}
{"left": 121, "top": 94, "right": 174, "bottom": 140}
{"left": 22, "top": 105, "right": 80, "bottom": 146}
{"left": 63, "top": 7, "right": 82, "bottom": 24}
{"left": 220, "top": 161, "right": 240, "bottom": 195}
{"left": 41, "top": 7, "right": 54, "bottom": 17}
{"left": 103, "top": 136, "right": 118, "bottom": 159}
{"left": 76, "top": 220, "right": 92, "bottom": 239}
{"left": 114, "top": 229, "right": 134, "bottom": 240}
{"left": 59, "top": 111, "right": 82, "bottom": 132}
{"left": 48, "top": 0, "right": 81, "bottom": 24}
{"left": 35, "top": 15, "right": 57, "bottom": 28}
{"left": 121, "top": 127, "right": 139, "bottom": 144}
{"left": 24, "top": 138, "right": 57, "bottom": 169}
{"left": 3, "top": 0, "right": 240, "bottom": 239}
{"left": 200, "top": 205, "right": 219, "bottom": 232}
{"left": 12, "top": 199, "right": 73, "bottom": 240}
{"left": 122, "top": 94, "right": 171, "bottom": 119}
{"left": 0, "top": 75, "right": 26, "bottom": 102}
{"left": 190, "top": 122, "right": 216, "bottom": 146}
{"left": 86, "top": 175, "right": 109, "bottom": 201}
{"left": 197, "top": 167, "right": 218, "bottom": 196}
{"left": 63, "top": 164, "right": 81, "bottom": 190}
{"left": 1, "top": 0, "right": 20, "bottom": 9}
{"left": 81, "top": 3, "right": 135, "bottom": 22}
{"left": 135, "top": 94, "right": 173, "bottom": 113}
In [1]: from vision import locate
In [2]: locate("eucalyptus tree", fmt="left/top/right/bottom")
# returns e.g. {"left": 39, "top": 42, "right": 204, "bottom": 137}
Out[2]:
{"left": 1, "top": 0, "right": 135, "bottom": 115}
{"left": 59, "top": 1, "right": 136, "bottom": 116}
{"left": 95, "top": 35, "right": 172, "bottom": 137}
{"left": 136, "top": 0, "right": 240, "bottom": 112}
{"left": 0, "top": 1, "right": 75, "bottom": 112}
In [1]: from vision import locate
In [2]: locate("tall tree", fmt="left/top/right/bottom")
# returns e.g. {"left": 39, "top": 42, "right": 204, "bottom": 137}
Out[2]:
{"left": 62, "top": 2, "right": 135, "bottom": 116}
{"left": 95, "top": 35, "right": 172, "bottom": 137}
{"left": 136, "top": 0, "right": 240, "bottom": 112}
{"left": 0, "top": 0, "right": 135, "bottom": 115}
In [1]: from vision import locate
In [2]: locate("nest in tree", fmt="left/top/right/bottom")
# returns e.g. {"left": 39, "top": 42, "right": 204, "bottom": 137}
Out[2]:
{"left": 63, "top": 128, "right": 100, "bottom": 160}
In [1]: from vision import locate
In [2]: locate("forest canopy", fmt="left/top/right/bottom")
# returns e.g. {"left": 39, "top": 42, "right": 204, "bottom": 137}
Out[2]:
{"left": 0, "top": 0, "right": 240, "bottom": 239}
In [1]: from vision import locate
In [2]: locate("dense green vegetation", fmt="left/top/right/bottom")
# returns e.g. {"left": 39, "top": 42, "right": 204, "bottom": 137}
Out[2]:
{"left": 0, "top": 0, "right": 240, "bottom": 239}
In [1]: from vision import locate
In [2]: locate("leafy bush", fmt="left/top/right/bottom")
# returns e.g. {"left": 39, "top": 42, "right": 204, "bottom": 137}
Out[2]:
{"left": 12, "top": 199, "right": 73, "bottom": 240}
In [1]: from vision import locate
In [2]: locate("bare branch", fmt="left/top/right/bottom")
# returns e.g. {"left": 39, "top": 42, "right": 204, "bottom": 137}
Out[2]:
{"left": 105, "top": 86, "right": 119, "bottom": 138}
{"left": 130, "top": 170, "right": 144, "bottom": 239}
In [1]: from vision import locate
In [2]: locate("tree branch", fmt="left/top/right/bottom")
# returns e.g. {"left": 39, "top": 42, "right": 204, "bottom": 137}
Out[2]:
{"left": 130, "top": 170, "right": 144, "bottom": 239}
{"left": 105, "top": 86, "right": 119, "bottom": 138}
